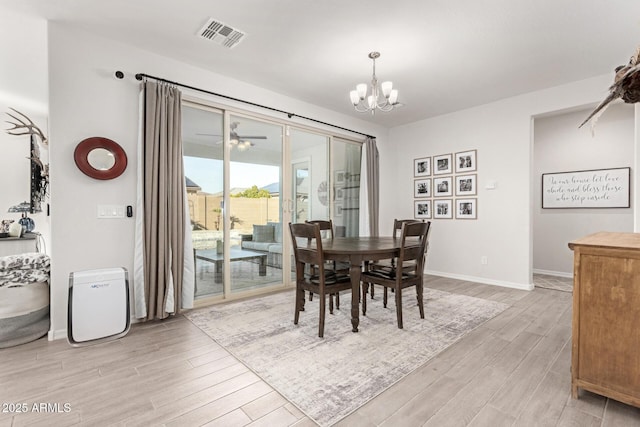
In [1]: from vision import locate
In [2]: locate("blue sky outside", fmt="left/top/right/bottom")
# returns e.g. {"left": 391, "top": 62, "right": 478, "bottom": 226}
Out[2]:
{"left": 184, "top": 156, "right": 280, "bottom": 194}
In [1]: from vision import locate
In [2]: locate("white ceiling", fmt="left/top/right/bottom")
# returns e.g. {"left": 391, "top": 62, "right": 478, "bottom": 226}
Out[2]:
{"left": 3, "top": 0, "right": 640, "bottom": 128}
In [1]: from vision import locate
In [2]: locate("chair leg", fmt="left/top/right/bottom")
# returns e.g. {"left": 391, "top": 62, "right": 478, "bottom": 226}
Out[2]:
{"left": 335, "top": 292, "right": 340, "bottom": 309}
{"left": 364, "top": 261, "right": 374, "bottom": 299}
{"left": 319, "top": 294, "right": 326, "bottom": 338}
{"left": 383, "top": 287, "right": 388, "bottom": 308}
{"left": 329, "top": 293, "right": 334, "bottom": 314}
{"left": 395, "top": 287, "right": 403, "bottom": 329}
{"left": 309, "top": 291, "right": 313, "bottom": 301}
{"left": 417, "top": 283, "right": 425, "bottom": 319}
{"left": 294, "top": 288, "right": 304, "bottom": 324}
{"left": 361, "top": 284, "right": 367, "bottom": 316}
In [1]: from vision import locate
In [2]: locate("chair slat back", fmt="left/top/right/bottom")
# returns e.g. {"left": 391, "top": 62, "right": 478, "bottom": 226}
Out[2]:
{"left": 393, "top": 218, "right": 423, "bottom": 238}
{"left": 289, "top": 222, "right": 325, "bottom": 273}
{"left": 305, "top": 219, "right": 334, "bottom": 239}
{"left": 397, "top": 221, "right": 431, "bottom": 274}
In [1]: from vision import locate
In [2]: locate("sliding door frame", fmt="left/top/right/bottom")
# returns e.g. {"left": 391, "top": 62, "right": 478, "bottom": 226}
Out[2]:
{"left": 183, "top": 95, "right": 363, "bottom": 307}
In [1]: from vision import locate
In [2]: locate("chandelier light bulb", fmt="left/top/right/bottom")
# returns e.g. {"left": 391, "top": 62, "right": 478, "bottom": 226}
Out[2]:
{"left": 349, "top": 90, "right": 359, "bottom": 105}
{"left": 381, "top": 81, "right": 393, "bottom": 98}
{"left": 367, "top": 95, "right": 376, "bottom": 109}
{"left": 349, "top": 52, "right": 399, "bottom": 114}
{"left": 356, "top": 83, "right": 367, "bottom": 100}
{"left": 389, "top": 89, "right": 399, "bottom": 105}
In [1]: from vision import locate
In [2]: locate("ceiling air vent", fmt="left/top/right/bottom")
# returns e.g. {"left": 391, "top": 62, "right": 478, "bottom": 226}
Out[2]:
{"left": 198, "top": 18, "right": 246, "bottom": 49}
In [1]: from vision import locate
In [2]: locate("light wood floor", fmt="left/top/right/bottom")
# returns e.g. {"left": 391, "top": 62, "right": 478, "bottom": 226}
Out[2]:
{"left": 2, "top": 275, "right": 639, "bottom": 426}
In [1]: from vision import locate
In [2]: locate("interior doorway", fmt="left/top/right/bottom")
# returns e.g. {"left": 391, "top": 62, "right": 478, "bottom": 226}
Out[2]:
{"left": 531, "top": 103, "right": 635, "bottom": 287}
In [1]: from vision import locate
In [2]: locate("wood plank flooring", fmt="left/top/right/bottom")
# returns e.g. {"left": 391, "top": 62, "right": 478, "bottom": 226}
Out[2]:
{"left": 2, "top": 275, "right": 639, "bottom": 426}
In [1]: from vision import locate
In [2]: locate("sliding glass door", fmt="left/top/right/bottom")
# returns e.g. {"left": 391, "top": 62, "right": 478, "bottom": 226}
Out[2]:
{"left": 290, "top": 128, "right": 330, "bottom": 222}
{"left": 183, "top": 105, "right": 287, "bottom": 300}
{"left": 182, "top": 103, "right": 225, "bottom": 298}
{"left": 332, "top": 138, "right": 362, "bottom": 237}
{"left": 228, "top": 114, "right": 284, "bottom": 294}
{"left": 182, "top": 102, "right": 362, "bottom": 303}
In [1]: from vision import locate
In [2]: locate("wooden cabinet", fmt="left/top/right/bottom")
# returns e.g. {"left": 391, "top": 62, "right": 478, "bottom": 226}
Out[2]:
{"left": 568, "top": 232, "right": 640, "bottom": 408}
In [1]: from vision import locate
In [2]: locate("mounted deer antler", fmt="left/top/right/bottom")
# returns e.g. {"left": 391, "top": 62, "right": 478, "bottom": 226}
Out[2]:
{"left": 579, "top": 45, "right": 640, "bottom": 129}
{"left": 5, "top": 107, "right": 48, "bottom": 145}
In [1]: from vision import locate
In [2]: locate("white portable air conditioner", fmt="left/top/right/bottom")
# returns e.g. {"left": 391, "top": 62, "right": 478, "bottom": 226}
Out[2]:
{"left": 68, "top": 267, "right": 130, "bottom": 346}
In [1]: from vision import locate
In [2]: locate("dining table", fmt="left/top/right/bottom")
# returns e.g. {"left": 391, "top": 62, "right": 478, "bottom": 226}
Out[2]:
{"left": 320, "top": 236, "right": 401, "bottom": 332}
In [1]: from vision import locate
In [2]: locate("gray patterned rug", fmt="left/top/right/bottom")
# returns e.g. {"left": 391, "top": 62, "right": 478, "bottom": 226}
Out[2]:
{"left": 186, "top": 286, "right": 508, "bottom": 426}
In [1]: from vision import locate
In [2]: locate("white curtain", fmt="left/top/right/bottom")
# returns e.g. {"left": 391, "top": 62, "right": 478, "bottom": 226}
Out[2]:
{"left": 359, "top": 143, "right": 370, "bottom": 237}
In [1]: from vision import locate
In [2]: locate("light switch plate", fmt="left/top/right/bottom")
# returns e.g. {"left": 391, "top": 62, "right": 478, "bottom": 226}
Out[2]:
{"left": 97, "top": 205, "right": 125, "bottom": 218}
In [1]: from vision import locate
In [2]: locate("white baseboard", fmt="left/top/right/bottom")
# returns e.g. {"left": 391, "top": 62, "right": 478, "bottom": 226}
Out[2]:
{"left": 48, "top": 329, "right": 67, "bottom": 341}
{"left": 426, "top": 270, "right": 534, "bottom": 291}
{"left": 48, "top": 315, "right": 140, "bottom": 342}
{"left": 532, "top": 269, "right": 572, "bottom": 279}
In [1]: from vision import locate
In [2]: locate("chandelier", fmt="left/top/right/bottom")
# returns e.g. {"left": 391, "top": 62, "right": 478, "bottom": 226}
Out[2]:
{"left": 349, "top": 52, "right": 399, "bottom": 114}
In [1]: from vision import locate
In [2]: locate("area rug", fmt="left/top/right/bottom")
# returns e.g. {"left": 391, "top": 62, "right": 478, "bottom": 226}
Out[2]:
{"left": 185, "top": 287, "right": 508, "bottom": 426}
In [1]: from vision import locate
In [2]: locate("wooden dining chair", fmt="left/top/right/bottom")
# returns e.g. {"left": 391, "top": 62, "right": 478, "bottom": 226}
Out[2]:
{"left": 305, "top": 219, "right": 349, "bottom": 308}
{"left": 305, "top": 219, "right": 334, "bottom": 239}
{"left": 289, "top": 222, "right": 352, "bottom": 337}
{"left": 366, "top": 219, "right": 426, "bottom": 298}
{"left": 361, "top": 221, "right": 430, "bottom": 329}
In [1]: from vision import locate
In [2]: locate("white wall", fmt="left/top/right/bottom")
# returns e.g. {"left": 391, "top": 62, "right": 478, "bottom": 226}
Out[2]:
{"left": 47, "top": 23, "right": 387, "bottom": 338}
{"left": 0, "top": 9, "right": 48, "bottom": 112}
{"left": 386, "top": 73, "right": 630, "bottom": 289}
{"left": 533, "top": 103, "right": 634, "bottom": 276}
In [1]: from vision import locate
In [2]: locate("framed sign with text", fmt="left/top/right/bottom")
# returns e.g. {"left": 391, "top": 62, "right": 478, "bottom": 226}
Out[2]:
{"left": 542, "top": 167, "right": 630, "bottom": 209}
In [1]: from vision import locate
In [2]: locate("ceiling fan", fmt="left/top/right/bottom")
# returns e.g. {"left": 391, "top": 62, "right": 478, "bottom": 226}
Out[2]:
{"left": 197, "top": 121, "right": 267, "bottom": 150}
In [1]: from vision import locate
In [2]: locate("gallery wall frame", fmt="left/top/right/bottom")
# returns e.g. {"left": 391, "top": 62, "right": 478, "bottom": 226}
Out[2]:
{"left": 414, "top": 178, "right": 431, "bottom": 198}
{"left": 541, "top": 167, "right": 630, "bottom": 209}
{"left": 455, "top": 149, "right": 477, "bottom": 173}
{"left": 414, "top": 157, "right": 431, "bottom": 177}
{"left": 455, "top": 174, "right": 477, "bottom": 196}
{"left": 412, "top": 148, "right": 479, "bottom": 220}
{"left": 414, "top": 200, "right": 432, "bottom": 219}
{"left": 433, "top": 153, "right": 452, "bottom": 175}
{"left": 434, "top": 199, "right": 453, "bottom": 219}
{"left": 456, "top": 198, "right": 477, "bottom": 219}
{"left": 434, "top": 176, "right": 453, "bottom": 197}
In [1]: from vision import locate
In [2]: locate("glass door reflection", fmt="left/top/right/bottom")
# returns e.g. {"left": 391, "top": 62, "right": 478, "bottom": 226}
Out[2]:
{"left": 182, "top": 103, "right": 225, "bottom": 298}
{"left": 229, "top": 115, "right": 284, "bottom": 294}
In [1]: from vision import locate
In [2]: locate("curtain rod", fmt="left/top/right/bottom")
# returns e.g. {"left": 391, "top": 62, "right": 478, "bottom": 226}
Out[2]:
{"left": 127, "top": 72, "right": 375, "bottom": 139}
